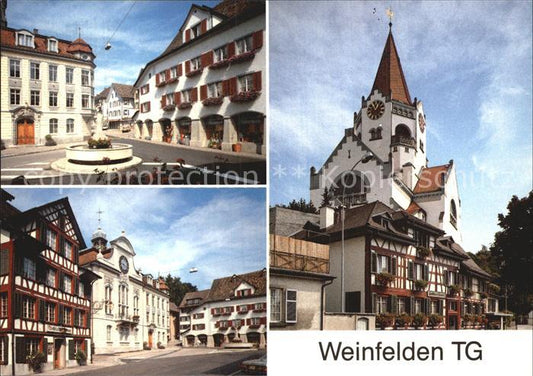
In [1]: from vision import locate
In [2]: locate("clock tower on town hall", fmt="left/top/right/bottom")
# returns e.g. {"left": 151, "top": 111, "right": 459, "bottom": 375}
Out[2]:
{"left": 310, "top": 23, "right": 463, "bottom": 245}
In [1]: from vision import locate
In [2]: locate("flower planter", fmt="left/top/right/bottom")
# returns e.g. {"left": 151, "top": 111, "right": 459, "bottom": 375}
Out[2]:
{"left": 230, "top": 91, "right": 260, "bottom": 103}
{"left": 229, "top": 50, "right": 256, "bottom": 64}
{"left": 186, "top": 68, "right": 203, "bottom": 77}
{"left": 166, "top": 77, "right": 179, "bottom": 84}
{"left": 162, "top": 104, "right": 176, "bottom": 112}
{"left": 209, "top": 59, "right": 231, "bottom": 70}
{"left": 202, "top": 97, "right": 223, "bottom": 106}
{"left": 178, "top": 102, "right": 192, "bottom": 110}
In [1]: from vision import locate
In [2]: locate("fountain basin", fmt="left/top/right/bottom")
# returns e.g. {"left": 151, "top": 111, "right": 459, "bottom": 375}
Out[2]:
{"left": 66, "top": 143, "right": 133, "bottom": 165}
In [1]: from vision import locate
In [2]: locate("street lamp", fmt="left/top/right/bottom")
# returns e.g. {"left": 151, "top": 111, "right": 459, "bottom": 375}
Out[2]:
{"left": 339, "top": 151, "right": 374, "bottom": 312}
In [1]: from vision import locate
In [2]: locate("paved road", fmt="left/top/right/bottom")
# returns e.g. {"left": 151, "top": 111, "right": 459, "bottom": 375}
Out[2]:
{"left": 71, "top": 349, "right": 265, "bottom": 376}
{"left": 1, "top": 137, "right": 266, "bottom": 185}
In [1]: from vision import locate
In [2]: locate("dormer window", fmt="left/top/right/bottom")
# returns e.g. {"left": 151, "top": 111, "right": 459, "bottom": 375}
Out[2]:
{"left": 235, "top": 288, "right": 252, "bottom": 297}
{"left": 48, "top": 38, "right": 58, "bottom": 52}
{"left": 191, "top": 22, "right": 202, "bottom": 39}
{"left": 16, "top": 31, "right": 34, "bottom": 48}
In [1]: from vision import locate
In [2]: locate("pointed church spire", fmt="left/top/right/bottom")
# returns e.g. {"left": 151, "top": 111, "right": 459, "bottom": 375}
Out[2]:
{"left": 370, "top": 26, "right": 412, "bottom": 105}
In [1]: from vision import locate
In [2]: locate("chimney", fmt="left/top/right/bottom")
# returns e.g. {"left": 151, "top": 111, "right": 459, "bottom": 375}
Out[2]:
{"left": 320, "top": 206, "right": 335, "bottom": 229}
{"left": 33, "top": 28, "right": 38, "bottom": 35}
{"left": 402, "top": 163, "right": 414, "bottom": 190}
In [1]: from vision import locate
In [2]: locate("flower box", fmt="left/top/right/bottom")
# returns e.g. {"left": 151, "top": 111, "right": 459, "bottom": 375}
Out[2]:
{"left": 202, "top": 97, "right": 223, "bottom": 106}
{"left": 416, "top": 246, "right": 431, "bottom": 258}
{"left": 249, "top": 324, "right": 260, "bottom": 329}
{"left": 463, "top": 288, "right": 473, "bottom": 297}
{"left": 448, "top": 284, "right": 460, "bottom": 296}
{"left": 156, "top": 81, "right": 167, "bottom": 87}
{"left": 230, "top": 91, "right": 260, "bottom": 103}
{"left": 229, "top": 50, "right": 256, "bottom": 64}
{"left": 376, "top": 272, "right": 395, "bottom": 286}
{"left": 166, "top": 77, "right": 179, "bottom": 84}
{"left": 414, "top": 279, "right": 428, "bottom": 291}
{"left": 162, "top": 104, "right": 176, "bottom": 112}
{"left": 209, "top": 59, "right": 231, "bottom": 70}
{"left": 178, "top": 102, "right": 192, "bottom": 110}
{"left": 186, "top": 68, "right": 203, "bottom": 77}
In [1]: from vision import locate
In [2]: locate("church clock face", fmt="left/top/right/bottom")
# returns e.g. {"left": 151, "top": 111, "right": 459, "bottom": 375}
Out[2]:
{"left": 367, "top": 100, "right": 385, "bottom": 120}
{"left": 119, "top": 256, "right": 129, "bottom": 274}
{"left": 418, "top": 113, "right": 426, "bottom": 132}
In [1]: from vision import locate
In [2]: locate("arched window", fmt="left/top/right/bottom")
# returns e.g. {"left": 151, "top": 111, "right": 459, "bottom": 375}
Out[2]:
{"left": 450, "top": 200, "right": 457, "bottom": 228}
{"left": 394, "top": 124, "right": 411, "bottom": 138}
{"left": 369, "top": 128, "right": 376, "bottom": 140}
{"left": 375, "top": 127, "right": 382, "bottom": 139}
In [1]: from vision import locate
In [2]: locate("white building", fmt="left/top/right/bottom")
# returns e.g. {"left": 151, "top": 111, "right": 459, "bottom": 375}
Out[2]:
{"left": 96, "top": 83, "right": 136, "bottom": 131}
{"left": 178, "top": 269, "right": 266, "bottom": 348}
{"left": 79, "top": 227, "right": 169, "bottom": 354}
{"left": 133, "top": 0, "right": 265, "bottom": 154}
{"left": 309, "top": 28, "right": 462, "bottom": 244}
{"left": 0, "top": 1, "right": 95, "bottom": 147}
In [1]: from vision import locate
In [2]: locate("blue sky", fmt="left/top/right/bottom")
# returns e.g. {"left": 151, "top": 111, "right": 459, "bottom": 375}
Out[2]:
{"left": 270, "top": 1, "right": 532, "bottom": 253}
{"left": 6, "top": 0, "right": 218, "bottom": 94}
{"left": 4, "top": 188, "right": 266, "bottom": 290}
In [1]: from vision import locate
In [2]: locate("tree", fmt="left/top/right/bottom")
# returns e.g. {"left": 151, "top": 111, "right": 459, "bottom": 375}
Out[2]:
{"left": 279, "top": 198, "right": 318, "bottom": 214}
{"left": 467, "top": 246, "right": 499, "bottom": 277}
{"left": 320, "top": 187, "right": 332, "bottom": 208}
{"left": 164, "top": 274, "right": 197, "bottom": 306}
{"left": 490, "top": 191, "right": 533, "bottom": 315}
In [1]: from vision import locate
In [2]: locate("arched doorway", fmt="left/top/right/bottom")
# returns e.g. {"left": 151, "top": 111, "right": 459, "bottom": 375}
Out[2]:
{"left": 17, "top": 118, "right": 35, "bottom": 145}
{"left": 197, "top": 334, "right": 208, "bottom": 346}
{"left": 246, "top": 332, "right": 260, "bottom": 346}
{"left": 177, "top": 117, "right": 191, "bottom": 145}
{"left": 232, "top": 112, "right": 264, "bottom": 154}
{"left": 202, "top": 115, "right": 223, "bottom": 149}
{"left": 186, "top": 335, "right": 195, "bottom": 346}
{"left": 213, "top": 333, "right": 225, "bottom": 347}
{"left": 146, "top": 120, "right": 153, "bottom": 140}
{"left": 136, "top": 121, "right": 143, "bottom": 139}
{"left": 159, "top": 118, "right": 172, "bottom": 143}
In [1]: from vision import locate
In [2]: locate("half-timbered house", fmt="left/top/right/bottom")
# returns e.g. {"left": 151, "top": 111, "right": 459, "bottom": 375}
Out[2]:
{"left": 1, "top": 189, "right": 98, "bottom": 375}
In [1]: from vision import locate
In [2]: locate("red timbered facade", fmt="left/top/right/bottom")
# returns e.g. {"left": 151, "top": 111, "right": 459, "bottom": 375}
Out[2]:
{"left": 1, "top": 190, "right": 98, "bottom": 375}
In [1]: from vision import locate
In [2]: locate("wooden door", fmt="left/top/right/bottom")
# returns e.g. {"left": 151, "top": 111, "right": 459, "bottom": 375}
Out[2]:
{"left": 148, "top": 331, "right": 153, "bottom": 348}
{"left": 54, "top": 340, "right": 61, "bottom": 369}
{"left": 17, "top": 119, "right": 35, "bottom": 145}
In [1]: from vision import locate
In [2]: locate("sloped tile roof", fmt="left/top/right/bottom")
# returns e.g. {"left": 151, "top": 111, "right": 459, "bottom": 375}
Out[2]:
{"left": 371, "top": 30, "right": 412, "bottom": 105}
{"left": 178, "top": 289, "right": 210, "bottom": 309}
{"left": 413, "top": 164, "right": 451, "bottom": 194}
{"left": 0, "top": 27, "right": 93, "bottom": 62}
{"left": 112, "top": 83, "right": 135, "bottom": 99}
{"left": 205, "top": 269, "right": 266, "bottom": 303}
{"left": 95, "top": 87, "right": 110, "bottom": 101}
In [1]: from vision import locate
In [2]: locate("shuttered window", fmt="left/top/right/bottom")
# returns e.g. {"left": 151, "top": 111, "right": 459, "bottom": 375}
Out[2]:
{"left": 270, "top": 288, "right": 282, "bottom": 322}
{"left": 0, "top": 249, "right": 8, "bottom": 275}
{"left": 286, "top": 289, "right": 297, "bottom": 323}
{"left": 0, "top": 293, "right": 7, "bottom": 318}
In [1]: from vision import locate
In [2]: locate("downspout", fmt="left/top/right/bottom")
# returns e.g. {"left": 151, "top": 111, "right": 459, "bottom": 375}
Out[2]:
{"left": 10, "top": 240, "right": 16, "bottom": 376}
{"left": 320, "top": 279, "right": 334, "bottom": 330}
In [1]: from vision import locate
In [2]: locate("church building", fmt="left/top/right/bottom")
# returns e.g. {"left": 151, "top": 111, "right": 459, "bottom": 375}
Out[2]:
{"left": 79, "top": 225, "right": 170, "bottom": 354}
{"left": 273, "top": 20, "right": 504, "bottom": 330}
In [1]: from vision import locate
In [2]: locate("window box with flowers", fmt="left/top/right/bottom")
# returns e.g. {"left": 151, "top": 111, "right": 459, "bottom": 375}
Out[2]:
{"left": 186, "top": 68, "right": 203, "bottom": 78}
{"left": 376, "top": 313, "right": 395, "bottom": 329}
{"left": 394, "top": 314, "right": 412, "bottom": 329}
{"left": 163, "top": 104, "right": 176, "bottom": 112}
{"left": 230, "top": 91, "right": 260, "bottom": 103}
{"left": 209, "top": 59, "right": 231, "bottom": 70}
{"left": 202, "top": 97, "right": 223, "bottom": 106}
{"left": 416, "top": 246, "right": 431, "bottom": 259}
{"left": 376, "top": 272, "right": 395, "bottom": 287}
{"left": 178, "top": 102, "right": 192, "bottom": 110}
{"left": 167, "top": 77, "right": 179, "bottom": 85}
{"left": 229, "top": 49, "right": 257, "bottom": 65}
{"left": 427, "top": 314, "right": 444, "bottom": 329}
{"left": 414, "top": 279, "right": 428, "bottom": 291}
{"left": 208, "top": 138, "right": 221, "bottom": 150}
{"left": 412, "top": 313, "right": 427, "bottom": 329}
{"left": 463, "top": 288, "right": 473, "bottom": 298}
{"left": 448, "top": 284, "right": 461, "bottom": 296}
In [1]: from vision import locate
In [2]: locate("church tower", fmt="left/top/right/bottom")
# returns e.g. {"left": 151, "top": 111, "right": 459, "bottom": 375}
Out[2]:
{"left": 91, "top": 226, "right": 108, "bottom": 253}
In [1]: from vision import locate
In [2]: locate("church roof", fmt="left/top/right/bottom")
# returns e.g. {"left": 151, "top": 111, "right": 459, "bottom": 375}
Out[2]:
{"left": 66, "top": 37, "right": 93, "bottom": 54}
{"left": 371, "top": 29, "right": 412, "bottom": 105}
{"left": 413, "top": 164, "right": 451, "bottom": 194}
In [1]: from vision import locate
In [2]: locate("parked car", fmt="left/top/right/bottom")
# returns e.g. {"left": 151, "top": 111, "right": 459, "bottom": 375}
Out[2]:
{"left": 240, "top": 354, "right": 266, "bottom": 375}
{"left": 121, "top": 124, "right": 132, "bottom": 132}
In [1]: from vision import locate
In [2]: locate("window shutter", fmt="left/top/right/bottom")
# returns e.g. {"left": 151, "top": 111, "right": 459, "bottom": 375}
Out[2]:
{"left": 177, "top": 64, "right": 182, "bottom": 76}
{"left": 185, "top": 29, "right": 191, "bottom": 42}
{"left": 155, "top": 73, "right": 160, "bottom": 86}
{"left": 3, "top": 336, "right": 9, "bottom": 365}
{"left": 253, "top": 71, "right": 262, "bottom": 92}
{"left": 165, "top": 69, "right": 170, "bottom": 81}
{"left": 85, "top": 339, "right": 89, "bottom": 353}
{"left": 36, "top": 264, "right": 46, "bottom": 283}
{"left": 211, "top": 308, "right": 215, "bottom": 315}
{"left": 74, "top": 247, "right": 79, "bottom": 264}
{"left": 370, "top": 251, "right": 377, "bottom": 273}
{"left": 174, "top": 92, "right": 181, "bottom": 105}
{"left": 75, "top": 279, "right": 79, "bottom": 296}
{"left": 215, "top": 321, "right": 219, "bottom": 328}
{"left": 371, "top": 293, "right": 377, "bottom": 313}
{"left": 443, "top": 271, "right": 448, "bottom": 285}
{"left": 201, "top": 51, "right": 213, "bottom": 68}
{"left": 408, "top": 261, "right": 414, "bottom": 280}
{"left": 15, "top": 254, "right": 23, "bottom": 275}
{"left": 68, "top": 340, "right": 75, "bottom": 360}
{"left": 42, "top": 338, "right": 48, "bottom": 362}
{"left": 58, "top": 304, "right": 64, "bottom": 324}
{"left": 74, "top": 309, "right": 79, "bottom": 327}
{"left": 252, "top": 30, "right": 263, "bottom": 49}
{"left": 0, "top": 249, "right": 9, "bottom": 275}
{"left": 190, "top": 88, "right": 198, "bottom": 102}
{"left": 387, "top": 296, "right": 392, "bottom": 313}
{"left": 147, "top": 102, "right": 151, "bottom": 112}
{"left": 185, "top": 60, "right": 190, "bottom": 74}
{"left": 260, "top": 317, "right": 266, "bottom": 325}
{"left": 161, "top": 95, "right": 167, "bottom": 108}
{"left": 200, "top": 85, "right": 207, "bottom": 100}
{"left": 58, "top": 271, "right": 64, "bottom": 291}
{"left": 200, "top": 19, "right": 207, "bottom": 34}
{"left": 424, "top": 265, "right": 429, "bottom": 281}
{"left": 87, "top": 309, "right": 91, "bottom": 328}
{"left": 59, "top": 237, "right": 65, "bottom": 256}
{"left": 391, "top": 295, "right": 398, "bottom": 314}
{"left": 39, "top": 222, "right": 47, "bottom": 243}
{"left": 39, "top": 299, "right": 45, "bottom": 322}
{"left": 409, "top": 296, "right": 415, "bottom": 315}
{"left": 222, "top": 80, "right": 229, "bottom": 96}
{"left": 14, "top": 293, "right": 21, "bottom": 318}
{"left": 227, "top": 42, "right": 235, "bottom": 58}
{"left": 16, "top": 337, "right": 26, "bottom": 363}
{"left": 391, "top": 257, "right": 397, "bottom": 276}
{"left": 424, "top": 299, "right": 430, "bottom": 315}
{"left": 246, "top": 318, "right": 251, "bottom": 325}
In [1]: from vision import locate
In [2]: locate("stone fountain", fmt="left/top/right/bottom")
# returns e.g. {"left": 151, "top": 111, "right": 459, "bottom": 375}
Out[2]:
{"left": 51, "top": 132, "right": 142, "bottom": 174}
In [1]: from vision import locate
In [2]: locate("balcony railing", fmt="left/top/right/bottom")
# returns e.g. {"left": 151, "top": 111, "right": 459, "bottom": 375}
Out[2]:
{"left": 270, "top": 235, "right": 329, "bottom": 274}
{"left": 339, "top": 193, "right": 367, "bottom": 207}
{"left": 391, "top": 135, "right": 416, "bottom": 147}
